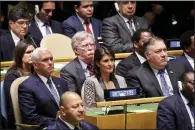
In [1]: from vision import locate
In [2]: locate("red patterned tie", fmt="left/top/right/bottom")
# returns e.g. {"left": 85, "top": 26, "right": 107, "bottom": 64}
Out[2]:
{"left": 84, "top": 20, "right": 92, "bottom": 34}
{"left": 87, "top": 63, "right": 94, "bottom": 76}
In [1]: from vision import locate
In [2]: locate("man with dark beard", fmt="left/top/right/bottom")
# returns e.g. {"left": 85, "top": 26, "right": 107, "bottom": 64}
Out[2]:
{"left": 157, "top": 71, "right": 194, "bottom": 130}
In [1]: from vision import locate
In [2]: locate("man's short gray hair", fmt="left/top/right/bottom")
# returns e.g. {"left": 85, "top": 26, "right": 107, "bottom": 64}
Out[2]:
{"left": 31, "top": 47, "right": 49, "bottom": 61}
{"left": 71, "top": 31, "right": 94, "bottom": 50}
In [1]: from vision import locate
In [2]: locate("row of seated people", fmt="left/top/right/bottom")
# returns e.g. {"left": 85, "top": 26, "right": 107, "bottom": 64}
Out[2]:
{"left": 2, "top": 27, "right": 194, "bottom": 129}
{"left": 1, "top": 1, "right": 163, "bottom": 61}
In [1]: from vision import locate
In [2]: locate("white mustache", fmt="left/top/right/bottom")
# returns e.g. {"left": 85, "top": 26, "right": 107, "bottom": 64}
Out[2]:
{"left": 87, "top": 50, "right": 94, "bottom": 55}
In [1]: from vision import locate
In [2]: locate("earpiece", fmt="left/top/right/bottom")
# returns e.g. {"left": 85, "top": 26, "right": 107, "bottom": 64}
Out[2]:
{"left": 35, "top": 5, "right": 39, "bottom": 14}
{"left": 114, "top": 2, "right": 119, "bottom": 12}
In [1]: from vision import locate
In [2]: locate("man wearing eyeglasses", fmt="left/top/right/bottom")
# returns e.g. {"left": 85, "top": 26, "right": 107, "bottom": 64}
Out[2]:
{"left": 0, "top": 5, "right": 32, "bottom": 61}
{"left": 60, "top": 31, "right": 96, "bottom": 96}
{"left": 28, "top": 1, "right": 62, "bottom": 46}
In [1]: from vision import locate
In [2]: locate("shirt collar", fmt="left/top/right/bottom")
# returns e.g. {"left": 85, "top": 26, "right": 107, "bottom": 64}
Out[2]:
{"left": 59, "top": 116, "right": 78, "bottom": 129}
{"left": 118, "top": 12, "right": 133, "bottom": 23}
{"left": 184, "top": 52, "right": 194, "bottom": 63}
{"left": 135, "top": 52, "right": 146, "bottom": 64}
{"left": 10, "top": 30, "right": 21, "bottom": 46}
{"left": 76, "top": 13, "right": 88, "bottom": 25}
{"left": 78, "top": 58, "right": 88, "bottom": 70}
{"left": 180, "top": 91, "right": 189, "bottom": 105}
{"left": 151, "top": 67, "right": 168, "bottom": 76}
{"left": 37, "top": 73, "right": 52, "bottom": 84}
{"left": 35, "top": 15, "right": 45, "bottom": 27}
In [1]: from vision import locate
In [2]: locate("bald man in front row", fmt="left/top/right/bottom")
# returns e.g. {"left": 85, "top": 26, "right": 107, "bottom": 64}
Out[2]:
{"left": 46, "top": 91, "right": 99, "bottom": 130}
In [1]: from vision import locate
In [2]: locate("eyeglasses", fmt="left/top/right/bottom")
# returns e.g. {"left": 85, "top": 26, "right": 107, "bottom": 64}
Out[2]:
{"left": 15, "top": 20, "right": 30, "bottom": 27}
{"left": 80, "top": 43, "right": 96, "bottom": 48}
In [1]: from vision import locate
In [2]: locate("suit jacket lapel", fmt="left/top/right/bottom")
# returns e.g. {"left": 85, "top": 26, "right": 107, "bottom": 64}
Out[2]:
{"left": 177, "top": 95, "right": 192, "bottom": 129}
{"left": 56, "top": 118, "right": 70, "bottom": 129}
{"left": 91, "top": 18, "right": 98, "bottom": 40}
{"left": 33, "top": 74, "right": 59, "bottom": 108}
{"left": 132, "top": 53, "right": 141, "bottom": 66}
{"left": 52, "top": 77, "right": 63, "bottom": 97}
{"left": 116, "top": 14, "right": 132, "bottom": 36}
{"left": 143, "top": 62, "right": 163, "bottom": 95}
{"left": 166, "top": 64, "right": 179, "bottom": 94}
{"left": 133, "top": 16, "right": 140, "bottom": 30}
{"left": 183, "top": 56, "right": 193, "bottom": 70}
{"left": 8, "top": 32, "right": 15, "bottom": 55}
{"left": 75, "top": 58, "right": 86, "bottom": 87}
{"left": 74, "top": 15, "right": 85, "bottom": 31}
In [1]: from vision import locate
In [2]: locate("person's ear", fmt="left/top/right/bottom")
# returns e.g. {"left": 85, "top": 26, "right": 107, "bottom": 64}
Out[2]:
{"left": 74, "top": 48, "right": 79, "bottom": 55}
{"left": 145, "top": 52, "right": 150, "bottom": 60}
{"left": 96, "top": 61, "right": 100, "bottom": 67}
{"left": 74, "top": 5, "right": 79, "bottom": 13}
{"left": 60, "top": 106, "right": 66, "bottom": 116}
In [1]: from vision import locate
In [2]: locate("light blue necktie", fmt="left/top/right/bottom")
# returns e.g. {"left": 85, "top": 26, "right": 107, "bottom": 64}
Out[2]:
{"left": 158, "top": 69, "right": 170, "bottom": 96}
{"left": 44, "top": 22, "right": 51, "bottom": 35}
{"left": 47, "top": 79, "right": 59, "bottom": 106}
{"left": 188, "top": 103, "right": 195, "bottom": 118}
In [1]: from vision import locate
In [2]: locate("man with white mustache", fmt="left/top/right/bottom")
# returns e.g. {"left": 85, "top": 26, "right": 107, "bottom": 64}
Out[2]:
{"left": 60, "top": 31, "right": 96, "bottom": 95}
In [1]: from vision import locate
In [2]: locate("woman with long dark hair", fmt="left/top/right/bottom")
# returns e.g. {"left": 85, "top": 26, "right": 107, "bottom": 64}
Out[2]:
{"left": 81, "top": 46, "right": 127, "bottom": 108}
{"left": 3, "top": 39, "right": 36, "bottom": 128}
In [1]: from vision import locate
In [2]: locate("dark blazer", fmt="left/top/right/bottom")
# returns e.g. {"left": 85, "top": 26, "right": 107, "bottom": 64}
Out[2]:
{"left": 0, "top": 31, "right": 15, "bottom": 61}
{"left": 116, "top": 52, "right": 141, "bottom": 79}
{"left": 18, "top": 74, "right": 69, "bottom": 128}
{"left": 46, "top": 117, "right": 99, "bottom": 130}
{"left": 157, "top": 94, "right": 193, "bottom": 130}
{"left": 28, "top": 19, "right": 63, "bottom": 47}
{"left": 4, "top": 70, "right": 21, "bottom": 128}
{"left": 125, "top": 61, "right": 179, "bottom": 97}
{"left": 170, "top": 55, "right": 193, "bottom": 80}
{"left": 102, "top": 14, "right": 149, "bottom": 53}
{"left": 62, "top": 14, "right": 102, "bottom": 48}
{"left": 60, "top": 58, "right": 86, "bottom": 96}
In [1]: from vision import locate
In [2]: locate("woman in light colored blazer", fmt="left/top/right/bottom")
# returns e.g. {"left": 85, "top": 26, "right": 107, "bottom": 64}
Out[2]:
{"left": 81, "top": 46, "right": 127, "bottom": 108}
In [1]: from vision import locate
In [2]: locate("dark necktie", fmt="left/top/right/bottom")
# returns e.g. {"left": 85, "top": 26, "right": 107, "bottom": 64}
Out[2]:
{"left": 47, "top": 79, "right": 60, "bottom": 106}
{"left": 44, "top": 22, "right": 51, "bottom": 35}
{"left": 87, "top": 63, "right": 94, "bottom": 76}
{"left": 188, "top": 102, "right": 195, "bottom": 118}
{"left": 127, "top": 20, "right": 135, "bottom": 36}
{"left": 84, "top": 20, "right": 92, "bottom": 34}
{"left": 158, "top": 69, "right": 170, "bottom": 96}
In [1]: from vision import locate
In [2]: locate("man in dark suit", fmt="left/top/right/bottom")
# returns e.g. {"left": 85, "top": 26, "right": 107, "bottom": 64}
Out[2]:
{"left": 170, "top": 30, "right": 194, "bottom": 80}
{"left": 62, "top": 1, "right": 102, "bottom": 48}
{"left": 60, "top": 31, "right": 95, "bottom": 96}
{"left": 0, "top": 5, "right": 32, "bottom": 61}
{"left": 46, "top": 91, "right": 99, "bottom": 130}
{"left": 126, "top": 37, "right": 179, "bottom": 97}
{"left": 116, "top": 28, "right": 153, "bottom": 78}
{"left": 157, "top": 71, "right": 194, "bottom": 130}
{"left": 18, "top": 47, "right": 69, "bottom": 128}
{"left": 102, "top": 1, "right": 150, "bottom": 53}
{"left": 28, "top": 1, "right": 62, "bottom": 47}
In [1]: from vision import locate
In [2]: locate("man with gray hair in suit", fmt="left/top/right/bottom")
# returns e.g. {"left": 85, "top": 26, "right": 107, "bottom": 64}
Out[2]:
{"left": 102, "top": 1, "right": 150, "bottom": 53}
{"left": 60, "top": 31, "right": 96, "bottom": 96}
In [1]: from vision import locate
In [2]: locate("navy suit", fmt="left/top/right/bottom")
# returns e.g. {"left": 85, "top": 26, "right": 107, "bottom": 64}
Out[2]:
{"left": 62, "top": 14, "right": 102, "bottom": 48}
{"left": 170, "top": 55, "right": 193, "bottom": 80}
{"left": 28, "top": 19, "right": 63, "bottom": 47}
{"left": 18, "top": 74, "right": 69, "bottom": 128}
{"left": 126, "top": 61, "right": 179, "bottom": 97}
{"left": 46, "top": 117, "right": 99, "bottom": 130}
{"left": 116, "top": 53, "right": 141, "bottom": 79}
{"left": 0, "top": 31, "right": 15, "bottom": 61}
{"left": 157, "top": 94, "right": 193, "bottom": 130}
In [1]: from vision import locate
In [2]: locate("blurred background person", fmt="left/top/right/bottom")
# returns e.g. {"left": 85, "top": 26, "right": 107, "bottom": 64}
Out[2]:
{"left": 29, "top": 1, "right": 62, "bottom": 47}
{"left": 4, "top": 39, "right": 36, "bottom": 129}
{"left": 47, "top": 91, "right": 99, "bottom": 129}
{"left": 60, "top": 31, "right": 95, "bottom": 96}
{"left": 157, "top": 71, "right": 194, "bottom": 130}
{"left": 81, "top": 46, "right": 127, "bottom": 108}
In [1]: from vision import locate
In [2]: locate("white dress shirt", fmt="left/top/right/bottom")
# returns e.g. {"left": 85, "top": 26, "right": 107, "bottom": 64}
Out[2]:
{"left": 180, "top": 92, "right": 194, "bottom": 129}
{"left": 118, "top": 13, "right": 136, "bottom": 32}
{"left": 78, "top": 59, "right": 91, "bottom": 78}
{"left": 135, "top": 52, "right": 146, "bottom": 64}
{"left": 34, "top": 15, "right": 53, "bottom": 37}
{"left": 184, "top": 53, "right": 194, "bottom": 70}
{"left": 37, "top": 74, "right": 59, "bottom": 98}
{"left": 152, "top": 68, "right": 174, "bottom": 96}
{"left": 10, "top": 30, "right": 21, "bottom": 46}
{"left": 76, "top": 13, "right": 95, "bottom": 39}
{"left": 59, "top": 116, "right": 75, "bottom": 129}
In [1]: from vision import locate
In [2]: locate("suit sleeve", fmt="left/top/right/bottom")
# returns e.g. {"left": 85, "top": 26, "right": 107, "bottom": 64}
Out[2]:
{"left": 101, "top": 18, "right": 132, "bottom": 53}
{"left": 62, "top": 21, "right": 76, "bottom": 38}
{"left": 18, "top": 83, "right": 55, "bottom": 128}
{"left": 125, "top": 69, "right": 145, "bottom": 97}
{"left": 116, "top": 60, "right": 129, "bottom": 78}
{"left": 157, "top": 99, "right": 177, "bottom": 129}
{"left": 60, "top": 68, "right": 77, "bottom": 92}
